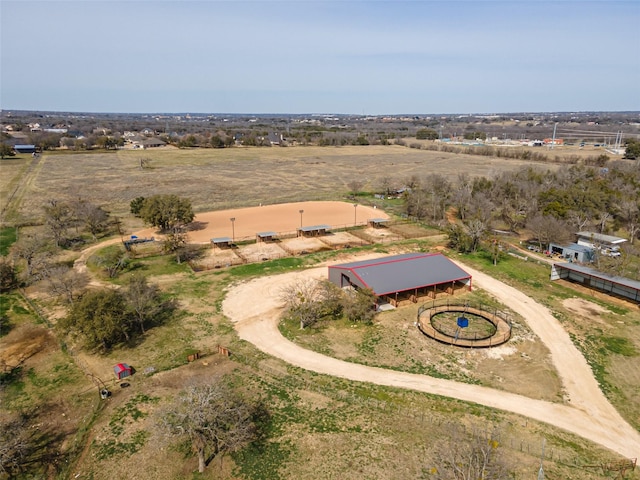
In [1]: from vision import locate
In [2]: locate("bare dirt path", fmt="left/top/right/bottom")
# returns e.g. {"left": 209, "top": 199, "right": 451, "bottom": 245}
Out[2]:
{"left": 223, "top": 258, "right": 640, "bottom": 459}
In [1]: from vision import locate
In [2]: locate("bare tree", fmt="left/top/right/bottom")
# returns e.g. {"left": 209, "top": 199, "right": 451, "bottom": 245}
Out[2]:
{"left": 42, "top": 265, "right": 88, "bottom": 304}
{"left": 280, "top": 279, "right": 342, "bottom": 329}
{"left": 347, "top": 179, "right": 364, "bottom": 195}
{"left": 527, "top": 214, "right": 571, "bottom": 251}
{"left": 11, "top": 234, "right": 51, "bottom": 282}
{"left": 618, "top": 200, "right": 639, "bottom": 245}
{"left": 429, "top": 424, "right": 513, "bottom": 480}
{"left": 43, "top": 200, "right": 72, "bottom": 247}
{"left": 71, "top": 198, "right": 110, "bottom": 240}
{"left": 158, "top": 382, "right": 259, "bottom": 473}
{"left": 465, "top": 219, "right": 487, "bottom": 253}
{"left": 0, "top": 415, "right": 30, "bottom": 476}
{"left": 123, "top": 274, "right": 173, "bottom": 334}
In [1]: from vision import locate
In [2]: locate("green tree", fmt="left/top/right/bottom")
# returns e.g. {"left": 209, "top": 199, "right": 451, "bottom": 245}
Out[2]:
{"left": 130, "top": 196, "right": 146, "bottom": 216}
{"left": 163, "top": 231, "right": 189, "bottom": 264}
{"left": 623, "top": 139, "right": 640, "bottom": 160}
{"left": 139, "top": 194, "right": 194, "bottom": 232}
{"left": 60, "top": 289, "right": 133, "bottom": 350}
{"left": 158, "top": 382, "right": 260, "bottom": 473}
{"left": 416, "top": 129, "right": 438, "bottom": 140}
{"left": 341, "top": 287, "right": 376, "bottom": 324}
{"left": 94, "top": 246, "right": 129, "bottom": 278}
{"left": 446, "top": 224, "right": 473, "bottom": 253}
{"left": 0, "top": 144, "right": 16, "bottom": 159}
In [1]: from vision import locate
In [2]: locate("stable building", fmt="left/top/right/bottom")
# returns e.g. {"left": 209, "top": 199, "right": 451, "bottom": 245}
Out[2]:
{"left": 551, "top": 263, "right": 640, "bottom": 304}
{"left": 328, "top": 253, "right": 472, "bottom": 307}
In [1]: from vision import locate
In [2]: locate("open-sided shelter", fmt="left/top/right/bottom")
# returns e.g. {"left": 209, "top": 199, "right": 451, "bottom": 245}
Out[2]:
{"left": 297, "top": 224, "right": 331, "bottom": 237}
{"left": 328, "top": 253, "right": 472, "bottom": 307}
{"left": 551, "top": 263, "right": 640, "bottom": 304}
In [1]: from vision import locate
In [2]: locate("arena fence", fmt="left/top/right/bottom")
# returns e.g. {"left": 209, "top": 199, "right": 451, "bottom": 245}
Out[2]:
{"left": 417, "top": 299, "right": 512, "bottom": 348}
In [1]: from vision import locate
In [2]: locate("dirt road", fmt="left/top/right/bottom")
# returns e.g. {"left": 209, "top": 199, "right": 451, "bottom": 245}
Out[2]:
{"left": 223, "top": 258, "right": 640, "bottom": 459}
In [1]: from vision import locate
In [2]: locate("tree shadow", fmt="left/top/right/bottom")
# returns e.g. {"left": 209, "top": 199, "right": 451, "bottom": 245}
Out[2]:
{"left": 186, "top": 221, "right": 208, "bottom": 232}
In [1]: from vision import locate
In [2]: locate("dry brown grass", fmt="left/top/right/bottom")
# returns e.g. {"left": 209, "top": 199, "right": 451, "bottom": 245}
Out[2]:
{"left": 1, "top": 145, "right": 561, "bottom": 224}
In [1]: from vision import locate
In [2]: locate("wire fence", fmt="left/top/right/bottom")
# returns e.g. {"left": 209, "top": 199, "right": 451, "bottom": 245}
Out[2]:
{"left": 226, "top": 348, "right": 627, "bottom": 471}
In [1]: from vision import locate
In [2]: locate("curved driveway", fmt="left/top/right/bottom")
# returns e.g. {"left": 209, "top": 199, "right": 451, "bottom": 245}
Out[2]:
{"left": 223, "top": 259, "right": 640, "bottom": 459}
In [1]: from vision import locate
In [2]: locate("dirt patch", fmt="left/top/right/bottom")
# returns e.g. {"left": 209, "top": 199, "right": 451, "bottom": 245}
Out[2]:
{"left": 318, "top": 231, "right": 368, "bottom": 249}
{"left": 191, "top": 246, "right": 243, "bottom": 270}
{"left": 0, "top": 324, "right": 55, "bottom": 370}
{"left": 562, "top": 297, "right": 610, "bottom": 318}
{"left": 281, "top": 236, "right": 331, "bottom": 255}
{"left": 237, "top": 241, "right": 289, "bottom": 263}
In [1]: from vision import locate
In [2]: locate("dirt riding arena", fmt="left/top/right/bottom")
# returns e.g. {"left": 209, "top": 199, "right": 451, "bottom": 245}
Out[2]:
{"left": 176, "top": 201, "right": 384, "bottom": 269}
{"left": 184, "top": 201, "right": 385, "bottom": 244}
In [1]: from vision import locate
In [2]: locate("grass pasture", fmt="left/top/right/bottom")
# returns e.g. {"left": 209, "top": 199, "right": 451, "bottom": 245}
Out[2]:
{"left": 2, "top": 146, "right": 639, "bottom": 479}
{"left": 0, "top": 145, "right": 560, "bottom": 224}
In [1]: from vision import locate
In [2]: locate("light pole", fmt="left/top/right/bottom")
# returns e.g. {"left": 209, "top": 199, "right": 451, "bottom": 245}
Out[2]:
{"left": 353, "top": 204, "right": 358, "bottom": 226}
{"left": 299, "top": 209, "right": 304, "bottom": 228}
{"left": 230, "top": 217, "right": 235, "bottom": 243}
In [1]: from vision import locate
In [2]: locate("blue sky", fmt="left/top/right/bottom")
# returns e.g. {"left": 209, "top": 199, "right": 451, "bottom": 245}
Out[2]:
{"left": 1, "top": 0, "right": 639, "bottom": 114}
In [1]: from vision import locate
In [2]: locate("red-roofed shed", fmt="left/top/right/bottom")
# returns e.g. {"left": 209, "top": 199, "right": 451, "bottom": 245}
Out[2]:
{"left": 113, "top": 363, "right": 132, "bottom": 380}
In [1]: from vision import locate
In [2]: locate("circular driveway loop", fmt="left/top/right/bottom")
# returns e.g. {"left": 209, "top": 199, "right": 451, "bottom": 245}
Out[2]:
{"left": 223, "top": 257, "right": 640, "bottom": 459}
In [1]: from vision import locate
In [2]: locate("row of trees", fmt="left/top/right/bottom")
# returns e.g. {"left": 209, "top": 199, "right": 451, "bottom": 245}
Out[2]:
{"left": 397, "top": 163, "right": 640, "bottom": 276}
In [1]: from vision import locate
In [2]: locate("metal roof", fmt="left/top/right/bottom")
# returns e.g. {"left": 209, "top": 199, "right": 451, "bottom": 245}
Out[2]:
{"left": 329, "top": 253, "right": 471, "bottom": 296}
{"left": 257, "top": 231, "right": 277, "bottom": 237}
{"left": 211, "top": 237, "right": 232, "bottom": 243}
{"left": 576, "top": 231, "right": 627, "bottom": 244}
{"left": 299, "top": 224, "right": 331, "bottom": 232}
{"left": 554, "top": 262, "right": 640, "bottom": 290}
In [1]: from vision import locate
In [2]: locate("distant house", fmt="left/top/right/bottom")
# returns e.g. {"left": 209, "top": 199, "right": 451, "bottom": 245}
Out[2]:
{"left": 139, "top": 138, "right": 166, "bottom": 149}
{"left": 267, "top": 132, "right": 284, "bottom": 145}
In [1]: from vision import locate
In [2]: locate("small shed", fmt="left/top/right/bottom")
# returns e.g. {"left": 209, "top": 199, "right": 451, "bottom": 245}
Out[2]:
{"left": 368, "top": 218, "right": 389, "bottom": 228}
{"left": 113, "top": 363, "right": 132, "bottom": 380}
{"left": 211, "top": 237, "right": 233, "bottom": 248}
{"left": 297, "top": 224, "right": 331, "bottom": 237}
{"left": 256, "top": 231, "right": 277, "bottom": 242}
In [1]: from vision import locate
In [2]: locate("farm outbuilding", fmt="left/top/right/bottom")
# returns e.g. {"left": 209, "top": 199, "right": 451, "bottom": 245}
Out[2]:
{"left": 256, "top": 231, "right": 277, "bottom": 242}
{"left": 551, "top": 263, "right": 640, "bottom": 304}
{"left": 211, "top": 237, "right": 233, "bottom": 248}
{"left": 113, "top": 363, "right": 132, "bottom": 380}
{"left": 297, "top": 224, "right": 331, "bottom": 237}
{"left": 368, "top": 218, "right": 390, "bottom": 228}
{"left": 548, "top": 243, "right": 595, "bottom": 263}
{"left": 13, "top": 144, "right": 36, "bottom": 154}
{"left": 328, "top": 253, "right": 472, "bottom": 307}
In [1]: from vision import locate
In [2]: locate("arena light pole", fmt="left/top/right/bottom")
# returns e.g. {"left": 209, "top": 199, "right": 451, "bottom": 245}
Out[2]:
{"left": 230, "top": 217, "right": 236, "bottom": 243}
{"left": 299, "top": 209, "right": 304, "bottom": 228}
{"left": 354, "top": 204, "right": 358, "bottom": 226}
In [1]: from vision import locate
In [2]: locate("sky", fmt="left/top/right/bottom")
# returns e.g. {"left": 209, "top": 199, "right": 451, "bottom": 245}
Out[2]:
{"left": 1, "top": 0, "right": 639, "bottom": 115}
